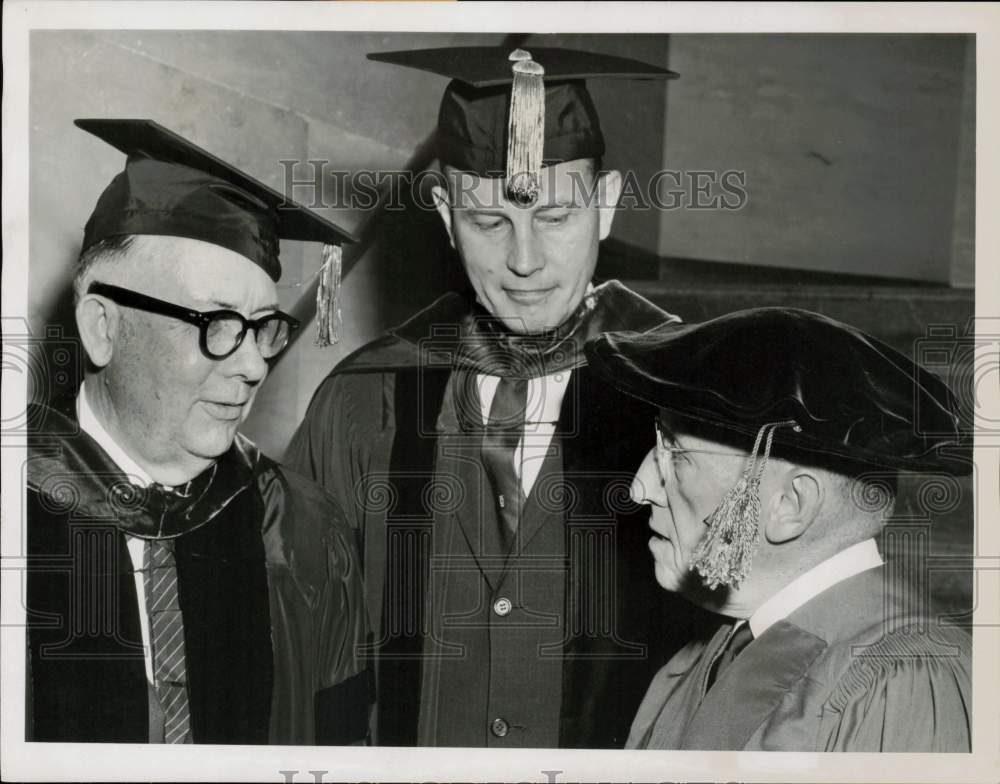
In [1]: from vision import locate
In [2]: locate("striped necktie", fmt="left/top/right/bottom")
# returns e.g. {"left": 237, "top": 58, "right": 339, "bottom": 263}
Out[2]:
{"left": 143, "top": 539, "right": 192, "bottom": 743}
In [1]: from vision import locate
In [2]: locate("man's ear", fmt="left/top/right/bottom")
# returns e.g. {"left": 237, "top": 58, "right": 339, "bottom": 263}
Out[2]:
{"left": 597, "top": 169, "right": 622, "bottom": 241}
{"left": 430, "top": 183, "right": 455, "bottom": 249}
{"left": 75, "top": 292, "right": 119, "bottom": 368}
{"left": 763, "top": 465, "right": 824, "bottom": 544}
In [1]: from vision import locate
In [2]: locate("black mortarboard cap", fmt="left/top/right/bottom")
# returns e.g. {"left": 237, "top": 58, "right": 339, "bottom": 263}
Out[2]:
{"left": 368, "top": 46, "right": 678, "bottom": 204}
{"left": 76, "top": 119, "right": 355, "bottom": 282}
{"left": 585, "top": 308, "right": 971, "bottom": 475}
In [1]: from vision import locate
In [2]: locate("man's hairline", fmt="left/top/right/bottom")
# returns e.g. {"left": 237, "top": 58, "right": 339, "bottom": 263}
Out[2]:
{"left": 75, "top": 234, "right": 282, "bottom": 318}
{"left": 439, "top": 158, "right": 606, "bottom": 191}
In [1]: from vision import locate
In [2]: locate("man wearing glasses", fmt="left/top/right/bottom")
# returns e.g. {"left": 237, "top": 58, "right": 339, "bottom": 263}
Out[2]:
{"left": 24, "top": 120, "right": 369, "bottom": 744}
{"left": 585, "top": 308, "right": 972, "bottom": 751}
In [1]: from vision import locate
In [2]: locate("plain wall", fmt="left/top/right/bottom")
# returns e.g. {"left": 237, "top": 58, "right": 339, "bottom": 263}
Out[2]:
{"left": 659, "top": 34, "right": 974, "bottom": 284}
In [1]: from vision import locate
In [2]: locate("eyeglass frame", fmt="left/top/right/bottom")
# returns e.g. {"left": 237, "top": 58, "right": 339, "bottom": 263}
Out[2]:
{"left": 87, "top": 281, "right": 300, "bottom": 360}
{"left": 652, "top": 418, "right": 754, "bottom": 483}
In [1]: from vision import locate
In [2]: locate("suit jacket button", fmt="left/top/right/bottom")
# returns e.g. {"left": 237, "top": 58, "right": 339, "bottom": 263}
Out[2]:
{"left": 491, "top": 717, "right": 509, "bottom": 738}
{"left": 493, "top": 597, "right": 512, "bottom": 617}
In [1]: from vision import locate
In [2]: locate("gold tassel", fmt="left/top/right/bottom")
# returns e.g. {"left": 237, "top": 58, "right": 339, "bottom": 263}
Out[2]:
{"left": 506, "top": 49, "right": 546, "bottom": 206}
{"left": 689, "top": 421, "right": 798, "bottom": 589}
{"left": 315, "top": 242, "right": 343, "bottom": 347}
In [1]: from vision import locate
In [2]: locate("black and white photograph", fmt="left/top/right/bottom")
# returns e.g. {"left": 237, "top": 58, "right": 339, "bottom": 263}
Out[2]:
{"left": 2, "top": 3, "right": 998, "bottom": 782}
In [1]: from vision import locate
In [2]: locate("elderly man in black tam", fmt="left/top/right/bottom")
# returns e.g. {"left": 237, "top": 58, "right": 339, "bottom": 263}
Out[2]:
{"left": 586, "top": 308, "right": 972, "bottom": 752}
{"left": 25, "top": 120, "right": 369, "bottom": 745}
{"left": 287, "top": 47, "right": 707, "bottom": 748}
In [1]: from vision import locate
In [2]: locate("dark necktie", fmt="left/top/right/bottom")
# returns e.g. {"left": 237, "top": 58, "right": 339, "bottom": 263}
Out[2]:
{"left": 707, "top": 622, "right": 754, "bottom": 692}
{"left": 143, "top": 538, "right": 192, "bottom": 743}
{"left": 481, "top": 376, "right": 529, "bottom": 550}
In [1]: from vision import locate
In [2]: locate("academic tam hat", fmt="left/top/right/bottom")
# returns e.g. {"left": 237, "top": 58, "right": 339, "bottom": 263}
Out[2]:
{"left": 76, "top": 118, "right": 356, "bottom": 345}
{"left": 585, "top": 308, "right": 971, "bottom": 589}
{"left": 367, "top": 46, "right": 678, "bottom": 205}
{"left": 585, "top": 307, "right": 969, "bottom": 475}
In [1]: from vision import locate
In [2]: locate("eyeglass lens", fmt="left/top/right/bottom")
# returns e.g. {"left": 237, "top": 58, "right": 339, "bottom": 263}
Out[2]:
{"left": 205, "top": 313, "right": 291, "bottom": 359}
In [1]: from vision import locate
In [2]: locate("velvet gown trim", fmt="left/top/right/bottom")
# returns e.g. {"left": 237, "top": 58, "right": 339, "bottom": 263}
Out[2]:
{"left": 26, "top": 399, "right": 273, "bottom": 743}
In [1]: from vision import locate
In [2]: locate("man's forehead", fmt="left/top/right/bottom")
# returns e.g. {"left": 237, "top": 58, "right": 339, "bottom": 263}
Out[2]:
{"left": 446, "top": 159, "right": 597, "bottom": 207}
{"left": 133, "top": 235, "right": 277, "bottom": 307}
{"left": 657, "top": 411, "right": 747, "bottom": 454}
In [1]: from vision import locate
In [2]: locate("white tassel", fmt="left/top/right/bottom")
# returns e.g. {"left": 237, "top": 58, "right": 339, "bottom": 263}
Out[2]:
{"left": 315, "top": 243, "right": 343, "bottom": 347}
{"left": 506, "top": 49, "right": 546, "bottom": 206}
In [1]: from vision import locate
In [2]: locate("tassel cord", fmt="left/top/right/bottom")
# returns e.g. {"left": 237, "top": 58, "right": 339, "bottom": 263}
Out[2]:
{"left": 689, "top": 419, "right": 799, "bottom": 590}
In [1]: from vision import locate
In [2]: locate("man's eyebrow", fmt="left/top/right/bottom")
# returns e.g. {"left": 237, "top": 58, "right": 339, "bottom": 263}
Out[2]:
{"left": 196, "top": 298, "right": 281, "bottom": 315}
{"left": 195, "top": 297, "right": 239, "bottom": 310}
{"left": 537, "top": 197, "right": 578, "bottom": 209}
{"left": 462, "top": 208, "right": 507, "bottom": 218}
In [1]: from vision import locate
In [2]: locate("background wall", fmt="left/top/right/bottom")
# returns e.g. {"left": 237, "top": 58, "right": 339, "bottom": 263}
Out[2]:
{"left": 658, "top": 34, "right": 974, "bottom": 284}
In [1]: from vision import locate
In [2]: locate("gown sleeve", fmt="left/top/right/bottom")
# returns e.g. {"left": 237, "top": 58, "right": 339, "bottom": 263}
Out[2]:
{"left": 259, "top": 462, "right": 371, "bottom": 744}
{"left": 285, "top": 370, "right": 390, "bottom": 537}
{"left": 819, "top": 627, "right": 972, "bottom": 752}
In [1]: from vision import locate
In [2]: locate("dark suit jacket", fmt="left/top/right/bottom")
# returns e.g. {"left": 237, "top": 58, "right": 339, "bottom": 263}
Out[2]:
{"left": 286, "top": 282, "right": 712, "bottom": 748}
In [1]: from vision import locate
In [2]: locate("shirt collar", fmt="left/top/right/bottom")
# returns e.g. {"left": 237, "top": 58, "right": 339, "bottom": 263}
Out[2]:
{"left": 77, "top": 381, "right": 153, "bottom": 488}
{"left": 749, "top": 538, "right": 884, "bottom": 638}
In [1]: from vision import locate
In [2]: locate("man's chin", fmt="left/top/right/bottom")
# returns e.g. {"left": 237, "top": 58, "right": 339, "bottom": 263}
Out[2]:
{"left": 184, "top": 426, "right": 239, "bottom": 462}
{"left": 489, "top": 293, "right": 574, "bottom": 334}
{"left": 653, "top": 563, "right": 687, "bottom": 593}
{"left": 497, "top": 310, "right": 569, "bottom": 336}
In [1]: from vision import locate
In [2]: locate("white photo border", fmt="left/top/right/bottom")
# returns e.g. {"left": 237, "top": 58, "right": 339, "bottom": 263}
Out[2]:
{"left": 3, "top": 2, "right": 998, "bottom": 782}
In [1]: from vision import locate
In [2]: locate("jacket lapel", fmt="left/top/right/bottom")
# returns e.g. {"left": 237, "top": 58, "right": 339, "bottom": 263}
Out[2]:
{"left": 434, "top": 368, "right": 508, "bottom": 592}
{"left": 508, "top": 434, "right": 565, "bottom": 562}
{"left": 681, "top": 621, "right": 827, "bottom": 749}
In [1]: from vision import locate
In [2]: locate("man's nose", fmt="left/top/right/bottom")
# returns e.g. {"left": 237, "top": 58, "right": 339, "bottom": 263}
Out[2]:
{"left": 631, "top": 449, "right": 669, "bottom": 507}
{"left": 507, "top": 225, "right": 545, "bottom": 276}
{"left": 227, "top": 330, "right": 269, "bottom": 384}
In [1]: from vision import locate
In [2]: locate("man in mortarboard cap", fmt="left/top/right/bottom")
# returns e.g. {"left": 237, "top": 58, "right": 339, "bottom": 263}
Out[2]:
{"left": 287, "top": 46, "right": 711, "bottom": 749}
{"left": 585, "top": 308, "right": 972, "bottom": 751}
{"left": 25, "top": 120, "right": 369, "bottom": 744}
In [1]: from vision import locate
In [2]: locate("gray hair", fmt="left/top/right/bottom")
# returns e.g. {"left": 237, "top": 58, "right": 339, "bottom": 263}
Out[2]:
{"left": 73, "top": 234, "right": 138, "bottom": 305}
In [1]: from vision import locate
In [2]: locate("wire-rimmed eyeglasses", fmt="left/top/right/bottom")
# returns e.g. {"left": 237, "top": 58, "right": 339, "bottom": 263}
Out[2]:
{"left": 653, "top": 418, "right": 752, "bottom": 483}
{"left": 88, "top": 282, "right": 300, "bottom": 360}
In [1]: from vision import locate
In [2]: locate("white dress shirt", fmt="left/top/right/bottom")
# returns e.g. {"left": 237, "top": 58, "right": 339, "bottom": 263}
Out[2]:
{"left": 748, "top": 537, "right": 885, "bottom": 638}
{"left": 77, "top": 382, "right": 155, "bottom": 684}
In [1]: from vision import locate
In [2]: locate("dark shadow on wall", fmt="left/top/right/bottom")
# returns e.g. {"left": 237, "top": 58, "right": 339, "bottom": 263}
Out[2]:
{"left": 368, "top": 177, "right": 469, "bottom": 325}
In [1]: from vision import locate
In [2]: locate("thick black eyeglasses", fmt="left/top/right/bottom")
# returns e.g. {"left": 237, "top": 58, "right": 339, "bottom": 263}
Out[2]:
{"left": 88, "top": 282, "right": 300, "bottom": 360}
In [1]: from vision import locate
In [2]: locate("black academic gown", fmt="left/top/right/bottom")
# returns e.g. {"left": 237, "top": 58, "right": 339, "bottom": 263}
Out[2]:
{"left": 24, "top": 399, "right": 369, "bottom": 744}
{"left": 286, "top": 280, "right": 713, "bottom": 748}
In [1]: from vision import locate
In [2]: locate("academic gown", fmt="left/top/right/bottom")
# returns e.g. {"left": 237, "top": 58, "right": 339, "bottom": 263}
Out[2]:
{"left": 25, "top": 399, "right": 370, "bottom": 745}
{"left": 626, "top": 565, "right": 972, "bottom": 752}
{"left": 286, "top": 280, "right": 715, "bottom": 748}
